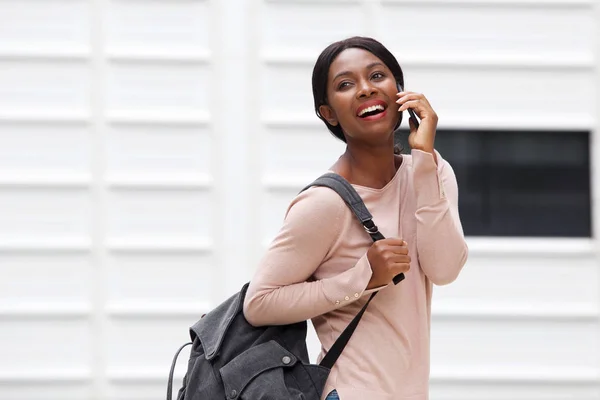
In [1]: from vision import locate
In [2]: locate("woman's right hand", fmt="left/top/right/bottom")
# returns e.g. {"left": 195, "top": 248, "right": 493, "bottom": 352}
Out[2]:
{"left": 366, "top": 238, "right": 411, "bottom": 289}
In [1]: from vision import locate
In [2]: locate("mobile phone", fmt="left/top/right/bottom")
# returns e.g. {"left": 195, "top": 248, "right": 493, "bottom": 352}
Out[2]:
{"left": 397, "top": 83, "right": 420, "bottom": 129}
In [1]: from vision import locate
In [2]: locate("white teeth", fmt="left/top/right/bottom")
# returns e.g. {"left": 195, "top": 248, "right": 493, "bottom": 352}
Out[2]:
{"left": 358, "top": 104, "right": 384, "bottom": 117}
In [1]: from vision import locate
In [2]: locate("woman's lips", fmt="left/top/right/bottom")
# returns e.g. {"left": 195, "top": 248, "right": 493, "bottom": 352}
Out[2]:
{"left": 359, "top": 109, "right": 388, "bottom": 122}
{"left": 356, "top": 100, "right": 388, "bottom": 117}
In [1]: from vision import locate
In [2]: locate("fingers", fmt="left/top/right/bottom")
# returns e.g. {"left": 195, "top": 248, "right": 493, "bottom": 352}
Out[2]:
{"left": 396, "top": 91, "right": 424, "bottom": 102}
{"left": 396, "top": 92, "right": 427, "bottom": 107}
{"left": 397, "top": 100, "right": 422, "bottom": 113}
{"left": 391, "top": 246, "right": 409, "bottom": 256}
{"left": 392, "top": 262, "right": 411, "bottom": 274}
{"left": 390, "top": 253, "right": 411, "bottom": 265}
{"left": 396, "top": 92, "right": 434, "bottom": 118}
{"left": 377, "top": 238, "right": 409, "bottom": 256}
{"left": 381, "top": 238, "right": 407, "bottom": 246}
{"left": 390, "top": 255, "right": 411, "bottom": 274}
{"left": 380, "top": 251, "right": 411, "bottom": 274}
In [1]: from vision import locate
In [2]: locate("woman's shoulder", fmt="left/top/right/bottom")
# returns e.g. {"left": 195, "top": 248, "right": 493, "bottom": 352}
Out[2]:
{"left": 289, "top": 184, "right": 347, "bottom": 213}
{"left": 281, "top": 185, "right": 350, "bottom": 238}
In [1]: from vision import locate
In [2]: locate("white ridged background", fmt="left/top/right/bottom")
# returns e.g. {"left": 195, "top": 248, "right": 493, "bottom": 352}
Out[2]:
{"left": 0, "top": 0, "right": 598, "bottom": 399}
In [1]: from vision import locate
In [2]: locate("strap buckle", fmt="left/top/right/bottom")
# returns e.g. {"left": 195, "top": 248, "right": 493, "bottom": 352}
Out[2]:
{"left": 363, "top": 221, "right": 379, "bottom": 235}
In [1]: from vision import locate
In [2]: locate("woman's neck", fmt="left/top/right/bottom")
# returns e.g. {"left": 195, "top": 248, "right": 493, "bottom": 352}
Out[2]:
{"left": 332, "top": 143, "right": 401, "bottom": 190}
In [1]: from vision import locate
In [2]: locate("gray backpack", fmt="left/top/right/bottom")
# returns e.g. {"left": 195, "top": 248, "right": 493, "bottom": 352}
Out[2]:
{"left": 166, "top": 173, "right": 404, "bottom": 400}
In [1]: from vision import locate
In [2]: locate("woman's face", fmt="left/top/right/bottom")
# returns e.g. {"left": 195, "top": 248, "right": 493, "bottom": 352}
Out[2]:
{"left": 319, "top": 48, "right": 400, "bottom": 145}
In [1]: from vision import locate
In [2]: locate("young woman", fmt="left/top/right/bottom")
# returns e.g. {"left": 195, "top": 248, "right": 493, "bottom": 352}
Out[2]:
{"left": 243, "top": 36, "right": 468, "bottom": 400}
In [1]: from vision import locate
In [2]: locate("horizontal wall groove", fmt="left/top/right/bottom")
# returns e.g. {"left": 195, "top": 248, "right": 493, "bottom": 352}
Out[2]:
{"left": 106, "top": 237, "right": 213, "bottom": 253}
{"left": 107, "top": 110, "right": 210, "bottom": 125}
{"left": 261, "top": 50, "right": 594, "bottom": 70}
{"left": 430, "top": 366, "right": 599, "bottom": 384}
{"left": 265, "top": 0, "right": 361, "bottom": 4}
{"left": 7, "top": 367, "right": 594, "bottom": 385}
{"left": 0, "top": 238, "right": 91, "bottom": 252}
{"left": 0, "top": 47, "right": 211, "bottom": 64}
{"left": 105, "top": 366, "right": 600, "bottom": 384}
{"left": 0, "top": 370, "right": 91, "bottom": 383}
{"left": 106, "top": 302, "right": 210, "bottom": 318}
{"left": 107, "top": 368, "right": 185, "bottom": 382}
{"left": 106, "top": 173, "right": 212, "bottom": 189}
{"left": 464, "top": 237, "right": 596, "bottom": 256}
{"left": 0, "top": 46, "right": 90, "bottom": 61}
{"left": 380, "top": 0, "right": 593, "bottom": 7}
{"left": 432, "top": 302, "right": 598, "bottom": 321}
{"left": 260, "top": 113, "right": 595, "bottom": 131}
{"left": 0, "top": 111, "right": 90, "bottom": 123}
{"left": 0, "top": 172, "right": 91, "bottom": 188}
{"left": 107, "top": 47, "right": 211, "bottom": 63}
{"left": 0, "top": 303, "right": 90, "bottom": 318}
{"left": 262, "top": 237, "right": 596, "bottom": 258}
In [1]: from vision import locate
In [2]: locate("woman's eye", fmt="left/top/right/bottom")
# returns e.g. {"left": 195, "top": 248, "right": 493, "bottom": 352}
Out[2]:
{"left": 338, "top": 81, "right": 351, "bottom": 90}
{"left": 372, "top": 72, "right": 385, "bottom": 80}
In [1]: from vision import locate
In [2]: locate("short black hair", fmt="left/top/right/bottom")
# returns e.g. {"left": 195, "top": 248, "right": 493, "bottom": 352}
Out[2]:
{"left": 312, "top": 36, "right": 405, "bottom": 143}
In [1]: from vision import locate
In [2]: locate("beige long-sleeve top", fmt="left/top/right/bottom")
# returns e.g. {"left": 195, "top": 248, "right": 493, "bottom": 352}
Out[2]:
{"left": 243, "top": 149, "right": 468, "bottom": 400}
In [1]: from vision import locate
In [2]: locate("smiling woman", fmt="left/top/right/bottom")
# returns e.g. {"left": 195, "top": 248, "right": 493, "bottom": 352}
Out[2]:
{"left": 244, "top": 36, "right": 468, "bottom": 400}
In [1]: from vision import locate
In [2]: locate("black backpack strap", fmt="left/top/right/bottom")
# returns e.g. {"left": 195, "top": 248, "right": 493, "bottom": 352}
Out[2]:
{"left": 318, "top": 291, "right": 378, "bottom": 369}
{"left": 167, "top": 342, "right": 192, "bottom": 400}
{"left": 301, "top": 173, "right": 405, "bottom": 369}
{"left": 301, "top": 173, "right": 383, "bottom": 242}
{"left": 301, "top": 172, "right": 404, "bottom": 285}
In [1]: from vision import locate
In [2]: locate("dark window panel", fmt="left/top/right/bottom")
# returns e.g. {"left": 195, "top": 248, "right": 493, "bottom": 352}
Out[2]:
{"left": 395, "top": 129, "right": 591, "bottom": 237}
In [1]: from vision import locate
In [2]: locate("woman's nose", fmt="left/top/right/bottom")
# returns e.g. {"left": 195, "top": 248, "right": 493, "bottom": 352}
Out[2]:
{"left": 356, "top": 80, "right": 377, "bottom": 98}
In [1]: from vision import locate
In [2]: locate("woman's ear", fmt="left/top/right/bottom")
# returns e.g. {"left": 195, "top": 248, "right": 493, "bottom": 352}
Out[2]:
{"left": 319, "top": 105, "right": 338, "bottom": 126}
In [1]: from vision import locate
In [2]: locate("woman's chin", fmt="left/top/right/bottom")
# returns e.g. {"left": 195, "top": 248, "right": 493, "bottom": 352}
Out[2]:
{"left": 342, "top": 119, "right": 396, "bottom": 143}
{"left": 354, "top": 128, "right": 396, "bottom": 146}
{"left": 364, "top": 122, "right": 396, "bottom": 139}
{"left": 358, "top": 115, "right": 397, "bottom": 135}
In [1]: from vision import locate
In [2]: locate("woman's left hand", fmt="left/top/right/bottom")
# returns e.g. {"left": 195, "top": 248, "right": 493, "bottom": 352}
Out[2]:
{"left": 396, "top": 91, "right": 438, "bottom": 157}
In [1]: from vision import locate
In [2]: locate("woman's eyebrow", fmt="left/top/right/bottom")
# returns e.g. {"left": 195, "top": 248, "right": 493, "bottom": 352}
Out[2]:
{"left": 332, "top": 62, "right": 385, "bottom": 82}
{"left": 366, "top": 62, "right": 385, "bottom": 70}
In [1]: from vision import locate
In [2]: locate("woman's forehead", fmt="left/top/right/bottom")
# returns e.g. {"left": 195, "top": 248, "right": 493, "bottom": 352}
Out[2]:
{"left": 329, "top": 48, "right": 387, "bottom": 77}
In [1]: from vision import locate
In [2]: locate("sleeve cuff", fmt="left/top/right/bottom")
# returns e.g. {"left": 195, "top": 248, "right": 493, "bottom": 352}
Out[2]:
{"left": 322, "top": 254, "right": 379, "bottom": 307}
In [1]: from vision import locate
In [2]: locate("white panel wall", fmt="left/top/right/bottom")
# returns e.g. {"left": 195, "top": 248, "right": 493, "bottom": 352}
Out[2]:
{"left": 0, "top": 0, "right": 218, "bottom": 399}
{"left": 0, "top": 0, "right": 598, "bottom": 400}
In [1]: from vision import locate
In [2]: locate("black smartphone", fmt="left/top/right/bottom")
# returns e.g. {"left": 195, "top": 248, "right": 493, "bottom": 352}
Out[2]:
{"left": 397, "top": 83, "right": 420, "bottom": 129}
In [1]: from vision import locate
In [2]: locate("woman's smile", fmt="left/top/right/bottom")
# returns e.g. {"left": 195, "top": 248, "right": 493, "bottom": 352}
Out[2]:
{"left": 356, "top": 99, "right": 389, "bottom": 122}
